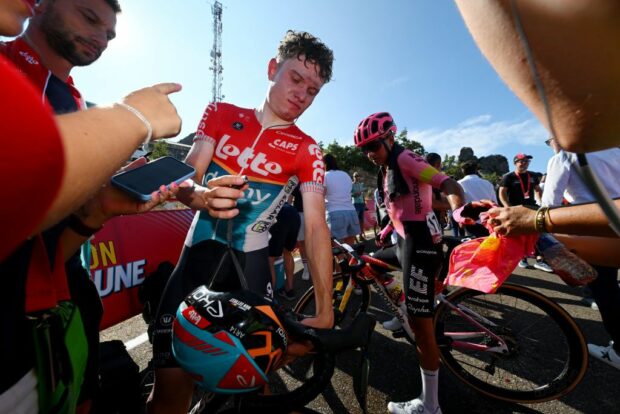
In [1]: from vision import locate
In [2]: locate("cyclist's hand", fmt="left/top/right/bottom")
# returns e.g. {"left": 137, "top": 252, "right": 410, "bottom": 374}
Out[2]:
{"left": 453, "top": 200, "right": 496, "bottom": 226}
{"left": 376, "top": 223, "right": 394, "bottom": 247}
{"left": 375, "top": 233, "right": 386, "bottom": 247}
{"left": 197, "top": 175, "right": 249, "bottom": 219}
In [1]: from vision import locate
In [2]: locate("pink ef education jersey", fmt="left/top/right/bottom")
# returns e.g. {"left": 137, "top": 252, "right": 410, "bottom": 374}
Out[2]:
{"left": 384, "top": 150, "right": 450, "bottom": 239}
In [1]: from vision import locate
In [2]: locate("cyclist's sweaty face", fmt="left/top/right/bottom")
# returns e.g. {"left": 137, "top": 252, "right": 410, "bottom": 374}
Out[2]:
{"left": 266, "top": 55, "right": 324, "bottom": 122}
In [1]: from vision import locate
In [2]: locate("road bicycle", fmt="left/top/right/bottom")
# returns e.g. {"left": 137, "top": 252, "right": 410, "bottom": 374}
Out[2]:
{"left": 293, "top": 238, "right": 589, "bottom": 404}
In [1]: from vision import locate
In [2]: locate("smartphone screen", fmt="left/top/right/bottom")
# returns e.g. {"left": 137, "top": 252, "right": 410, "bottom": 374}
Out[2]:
{"left": 111, "top": 156, "right": 195, "bottom": 201}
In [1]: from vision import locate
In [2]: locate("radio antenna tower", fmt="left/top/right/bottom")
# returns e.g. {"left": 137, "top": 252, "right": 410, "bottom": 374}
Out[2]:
{"left": 210, "top": 1, "right": 224, "bottom": 103}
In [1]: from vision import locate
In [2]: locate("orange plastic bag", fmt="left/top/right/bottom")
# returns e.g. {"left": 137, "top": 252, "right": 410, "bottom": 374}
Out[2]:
{"left": 445, "top": 233, "right": 538, "bottom": 293}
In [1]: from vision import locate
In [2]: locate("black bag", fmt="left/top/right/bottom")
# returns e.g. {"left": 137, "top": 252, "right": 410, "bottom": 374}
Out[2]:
{"left": 92, "top": 340, "right": 141, "bottom": 414}
{"left": 138, "top": 261, "right": 175, "bottom": 325}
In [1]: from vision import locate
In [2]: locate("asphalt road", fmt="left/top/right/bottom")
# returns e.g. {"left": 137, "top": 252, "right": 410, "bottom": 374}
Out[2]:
{"left": 101, "top": 239, "right": 619, "bottom": 414}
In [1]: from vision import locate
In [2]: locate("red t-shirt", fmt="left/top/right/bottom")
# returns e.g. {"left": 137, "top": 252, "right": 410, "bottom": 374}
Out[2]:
{"left": 0, "top": 53, "right": 65, "bottom": 260}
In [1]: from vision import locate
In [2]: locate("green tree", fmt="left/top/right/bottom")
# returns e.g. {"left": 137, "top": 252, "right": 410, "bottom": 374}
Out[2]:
{"left": 321, "top": 140, "right": 376, "bottom": 176}
{"left": 396, "top": 128, "right": 425, "bottom": 155}
{"left": 481, "top": 171, "right": 501, "bottom": 186}
{"left": 151, "top": 140, "right": 169, "bottom": 159}
{"left": 441, "top": 154, "right": 461, "bottom": 179}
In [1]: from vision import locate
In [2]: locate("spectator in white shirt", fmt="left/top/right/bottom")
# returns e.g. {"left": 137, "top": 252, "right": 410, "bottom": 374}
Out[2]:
{"left": 323, "top": 154, "right": 360, "bottom": 245}
{"left": 458, "top": 161, "right": 497, "bottom": 204}
{"left": 457, "top": 161, "right": 497, "bottom": 237}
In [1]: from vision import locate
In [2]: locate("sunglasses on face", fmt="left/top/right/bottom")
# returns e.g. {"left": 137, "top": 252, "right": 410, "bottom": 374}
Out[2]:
{"left": 516, "top": 159, "right": 530, "bottom": 164}
{"left": 360, "top": 140, "right": 384, "bottom": 154}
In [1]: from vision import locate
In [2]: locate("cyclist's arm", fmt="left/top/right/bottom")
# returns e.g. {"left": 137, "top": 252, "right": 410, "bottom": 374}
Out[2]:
{"left": 440, "top": 178, "right": 466, "bottom": 212}
{"left": 300, "top": 190, "right": 334, "bottom": 329}
{"left": 432, "top": 192, "right": 451, "bottom": 212}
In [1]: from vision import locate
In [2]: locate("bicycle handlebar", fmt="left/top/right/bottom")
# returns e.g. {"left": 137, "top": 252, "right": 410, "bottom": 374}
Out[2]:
{"left": 278, "top": 308, "right": 376, "bottom": 353}
{"left": 236, "top": 309, "right": 376, "bottom": 413}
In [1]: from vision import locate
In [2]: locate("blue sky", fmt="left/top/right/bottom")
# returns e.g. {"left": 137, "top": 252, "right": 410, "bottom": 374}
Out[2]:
{"left": 70, "top": 0, "right": 552, "bottom": 173}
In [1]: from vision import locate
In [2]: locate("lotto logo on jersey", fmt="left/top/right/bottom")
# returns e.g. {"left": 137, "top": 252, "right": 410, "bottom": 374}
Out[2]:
{"left": 215, "top": 135, "right": 283, "bottom": 176}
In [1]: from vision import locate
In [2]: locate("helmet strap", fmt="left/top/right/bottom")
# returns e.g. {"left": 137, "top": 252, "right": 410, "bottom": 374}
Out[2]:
{"left": 209, "top": 220, "right": 249, "bottom": 290}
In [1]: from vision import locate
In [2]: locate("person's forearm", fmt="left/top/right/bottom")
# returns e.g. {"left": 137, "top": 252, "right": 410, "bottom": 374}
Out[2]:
{"left": 41, "top": 106, "right": 150, "bottom": 231}
{"left": 431, "top": 198, "right": 450, "bottom": 211}
{"left": 304, "top": 220, "right": 334, "bottom": 328}
{"left": 554, "top": 234, "right": 620, "bottom": 267}
{"left": 440, "top": 179, "right": 466, "bottom": 211}
{"left": 59, "top": 196, "right": 111, "bottom": 261}
{"left": 455, "top": 0, "right": 620, "bottom": 153}
{"left": 546, "top": 201, "right": 619, "bottom": 237}
{"left": 499, "top": 191, "right": 510, "bottom": 207}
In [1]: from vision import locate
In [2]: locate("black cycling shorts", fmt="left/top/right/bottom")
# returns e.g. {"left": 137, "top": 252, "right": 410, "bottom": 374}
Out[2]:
{"left": 397, "top": 221, "right": 442, "bottom": 318}
{"left": 268, "top": 204, "right": 301, "bottom": 257}
{"left": 151, "top": 239, "right": 271, "bottom": 368}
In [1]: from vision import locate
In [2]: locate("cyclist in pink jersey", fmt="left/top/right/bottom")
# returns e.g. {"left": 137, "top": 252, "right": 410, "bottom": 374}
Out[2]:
{"left": 354, "top": 112, "right": 465, "bottom": 414}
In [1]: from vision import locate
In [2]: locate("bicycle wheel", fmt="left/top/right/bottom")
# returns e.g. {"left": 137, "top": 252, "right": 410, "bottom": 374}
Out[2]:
{"left": 435, "top": 283, "right": 588, "bottom": 403}
{"left": 293, "top": 274, "right": 371, "bottom": 329}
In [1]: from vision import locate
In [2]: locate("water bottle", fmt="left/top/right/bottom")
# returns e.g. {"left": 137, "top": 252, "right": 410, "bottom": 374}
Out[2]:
{"left": 382, "top": 277, "right": 405, "bottom": 305}
{"left": 536, "top": 233, "right": 598, "bottom": 286}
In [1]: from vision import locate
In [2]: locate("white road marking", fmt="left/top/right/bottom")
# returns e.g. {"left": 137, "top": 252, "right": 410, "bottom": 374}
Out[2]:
{"left": 124, "top": 332, "right": 149, "bottom": 351}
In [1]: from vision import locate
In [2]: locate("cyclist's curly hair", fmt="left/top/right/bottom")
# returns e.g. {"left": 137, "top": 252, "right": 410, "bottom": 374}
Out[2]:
{"left": 105, "top": 0, "right": 122, "bottom": 13}
{"left": 277, "top": 30, "right": 334, "bottom": 83}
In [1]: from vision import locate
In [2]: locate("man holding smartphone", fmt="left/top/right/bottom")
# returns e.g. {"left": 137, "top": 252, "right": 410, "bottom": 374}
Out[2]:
{"left": 1, "top": 1, "right": 181, "bottom": 410}
{"left": 148, "top": 30, "right": 335, "bottom": 414}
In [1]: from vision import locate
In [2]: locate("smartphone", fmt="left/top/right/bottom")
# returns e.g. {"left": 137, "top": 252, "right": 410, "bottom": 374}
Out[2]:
{"left": 111, "top": 156, "right": 195, "bottom": 201}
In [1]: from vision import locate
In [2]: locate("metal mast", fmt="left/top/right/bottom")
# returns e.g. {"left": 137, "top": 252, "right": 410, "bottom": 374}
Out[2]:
{"left": 210, "top": 1, "right": 224, "bottom": 103}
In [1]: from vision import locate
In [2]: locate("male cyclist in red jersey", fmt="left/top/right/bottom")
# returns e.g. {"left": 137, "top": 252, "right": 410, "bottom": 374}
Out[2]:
{"left": 354, "top": 112, "right": 466, "bottom": 414}
{"left": 147, "top": 30, "right": 335, "bottom": 414}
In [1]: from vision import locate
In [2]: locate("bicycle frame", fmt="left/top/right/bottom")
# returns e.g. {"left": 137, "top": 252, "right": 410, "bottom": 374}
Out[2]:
{"left": 320, "top": 239, "right": 589, "bottom": 404}
{"left": 331, "top": 239, "right": 509, "bottom": 355}
{"left": 435, "top": 293, "right": 509, "bottom": 354}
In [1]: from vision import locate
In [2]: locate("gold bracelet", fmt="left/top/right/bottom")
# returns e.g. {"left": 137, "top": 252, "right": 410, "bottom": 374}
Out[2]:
{"left": 534, "top": 207, "right": 549, "bottom": 233}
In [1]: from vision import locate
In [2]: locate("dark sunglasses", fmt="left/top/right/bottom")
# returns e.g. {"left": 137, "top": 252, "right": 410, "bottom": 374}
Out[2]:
{"left": 360, "top": 140, "right": 384, "bottom": 154}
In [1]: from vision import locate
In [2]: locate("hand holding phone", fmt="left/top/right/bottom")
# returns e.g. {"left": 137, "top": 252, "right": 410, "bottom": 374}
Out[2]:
{"left": 229, "top": 175, "right": 249, "bottom": 190}
{"left": 110, "top": 156, "right": 195, "bottom": 201}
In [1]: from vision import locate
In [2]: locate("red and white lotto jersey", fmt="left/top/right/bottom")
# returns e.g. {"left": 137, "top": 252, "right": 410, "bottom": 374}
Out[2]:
{"left": 186, "top": 102, "right": 325, "bottom": 252}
